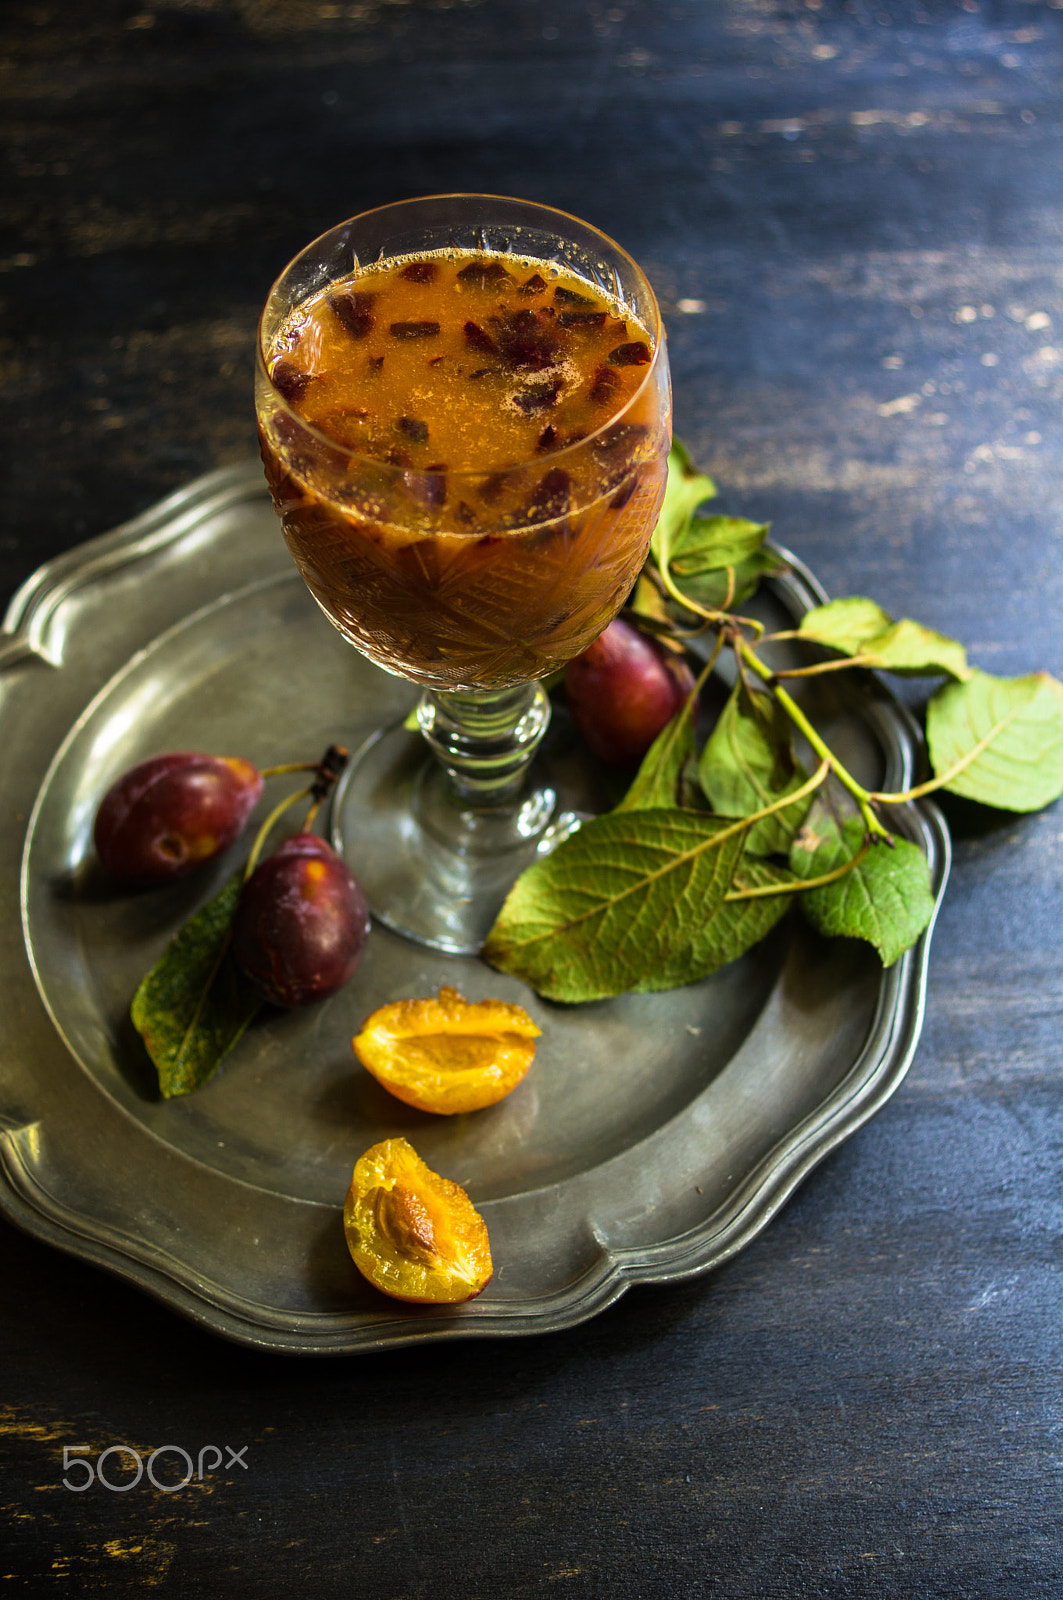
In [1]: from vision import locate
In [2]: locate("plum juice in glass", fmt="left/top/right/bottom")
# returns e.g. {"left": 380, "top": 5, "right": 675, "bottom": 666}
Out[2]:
{"left": 256, "top": 195, "right": 672, "bottom": 952}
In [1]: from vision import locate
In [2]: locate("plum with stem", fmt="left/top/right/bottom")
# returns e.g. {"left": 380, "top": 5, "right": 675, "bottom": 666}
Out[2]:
{"left": 232, "top": 833, "right": 369, "bottom": 1008}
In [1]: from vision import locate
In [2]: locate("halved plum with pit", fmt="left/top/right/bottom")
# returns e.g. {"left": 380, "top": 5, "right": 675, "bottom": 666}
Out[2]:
{"left": 343, "top": 1137, "right": 493, "bottom": 1304}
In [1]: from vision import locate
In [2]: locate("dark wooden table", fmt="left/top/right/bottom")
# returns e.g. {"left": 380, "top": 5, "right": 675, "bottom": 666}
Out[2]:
{"left": 3, "top": 2, "right": 1061, "bottom": 1594}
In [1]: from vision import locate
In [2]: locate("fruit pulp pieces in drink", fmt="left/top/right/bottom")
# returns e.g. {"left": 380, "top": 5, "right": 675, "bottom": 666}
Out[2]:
{"left": 259, "top": 251, "right": 671, "bottom": 691}
{"left": 268, "top": 253, "right": 657, "bottom": 481}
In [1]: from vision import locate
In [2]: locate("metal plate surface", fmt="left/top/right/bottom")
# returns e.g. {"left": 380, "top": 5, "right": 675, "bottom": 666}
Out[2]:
{"left": 0, "top": 465, "right": 949, "bottom": 1354}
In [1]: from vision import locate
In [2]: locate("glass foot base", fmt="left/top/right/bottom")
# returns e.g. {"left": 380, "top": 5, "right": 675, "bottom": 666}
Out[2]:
{"left": 330, "top": 719, "right": 586, "bottom": 954}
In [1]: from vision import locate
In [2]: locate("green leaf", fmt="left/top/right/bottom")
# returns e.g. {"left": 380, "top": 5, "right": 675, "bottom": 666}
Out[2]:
{"left": 790, "top": 812, "right": 935, "bottom": 967}
{"left": 482, "top": 808, "right": 748, "bottom": 1002}
{"left": 641, "top": 857, "right": 796, "bottom": 991}
{"left": 798, "top": 597, "right": 893, "bottom": 654}
{"left": 699, "top": 686, "right": 813, "bottom": 855}
{"left": 798, "top": 597, "right": 970, "bottom": 680}
{"left": 131, "top": 875, "right": 263, "bottom": 1098}
{"left": 615, "top": 684, "right": 699, "bottom": 812}
{"left": 626, "top": 572, "right": 673, "bottom": 629}
{"left": 678, "top": 753, "right": 711, "bottom": 812}
{"left": 925, "top": 669, "right": 1063, "bottom": 811}
{"left": 672, "top": 548, "right": 784, "bottom": 611}
{"left": 651, "top": 440, "right": 716, "bottom": 572}
{"left": 670, "top": 515, "right": 769, "bottom": 578}
{"left": 863, "top": 620, "right": 969, "bottom": 679}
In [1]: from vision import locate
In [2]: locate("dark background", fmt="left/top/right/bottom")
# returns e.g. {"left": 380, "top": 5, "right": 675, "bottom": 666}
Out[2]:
{"left": 3, "top": 1, "right": 1062, "bottom": 1595}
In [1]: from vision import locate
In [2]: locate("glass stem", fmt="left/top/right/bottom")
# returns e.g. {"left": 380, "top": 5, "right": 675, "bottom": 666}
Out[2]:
{"left": 416, "top": 683, "right": 552, "bottom": 807}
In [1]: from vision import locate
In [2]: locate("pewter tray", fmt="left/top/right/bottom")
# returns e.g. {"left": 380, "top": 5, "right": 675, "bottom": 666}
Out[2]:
{"left": 0, "top": 465, "right": 948, "bottom": 1353}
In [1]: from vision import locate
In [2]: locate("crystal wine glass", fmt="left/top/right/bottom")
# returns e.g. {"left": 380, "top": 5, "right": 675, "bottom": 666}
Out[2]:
{"left": 256, "top": 194, "right": 671, "bottom": 952}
